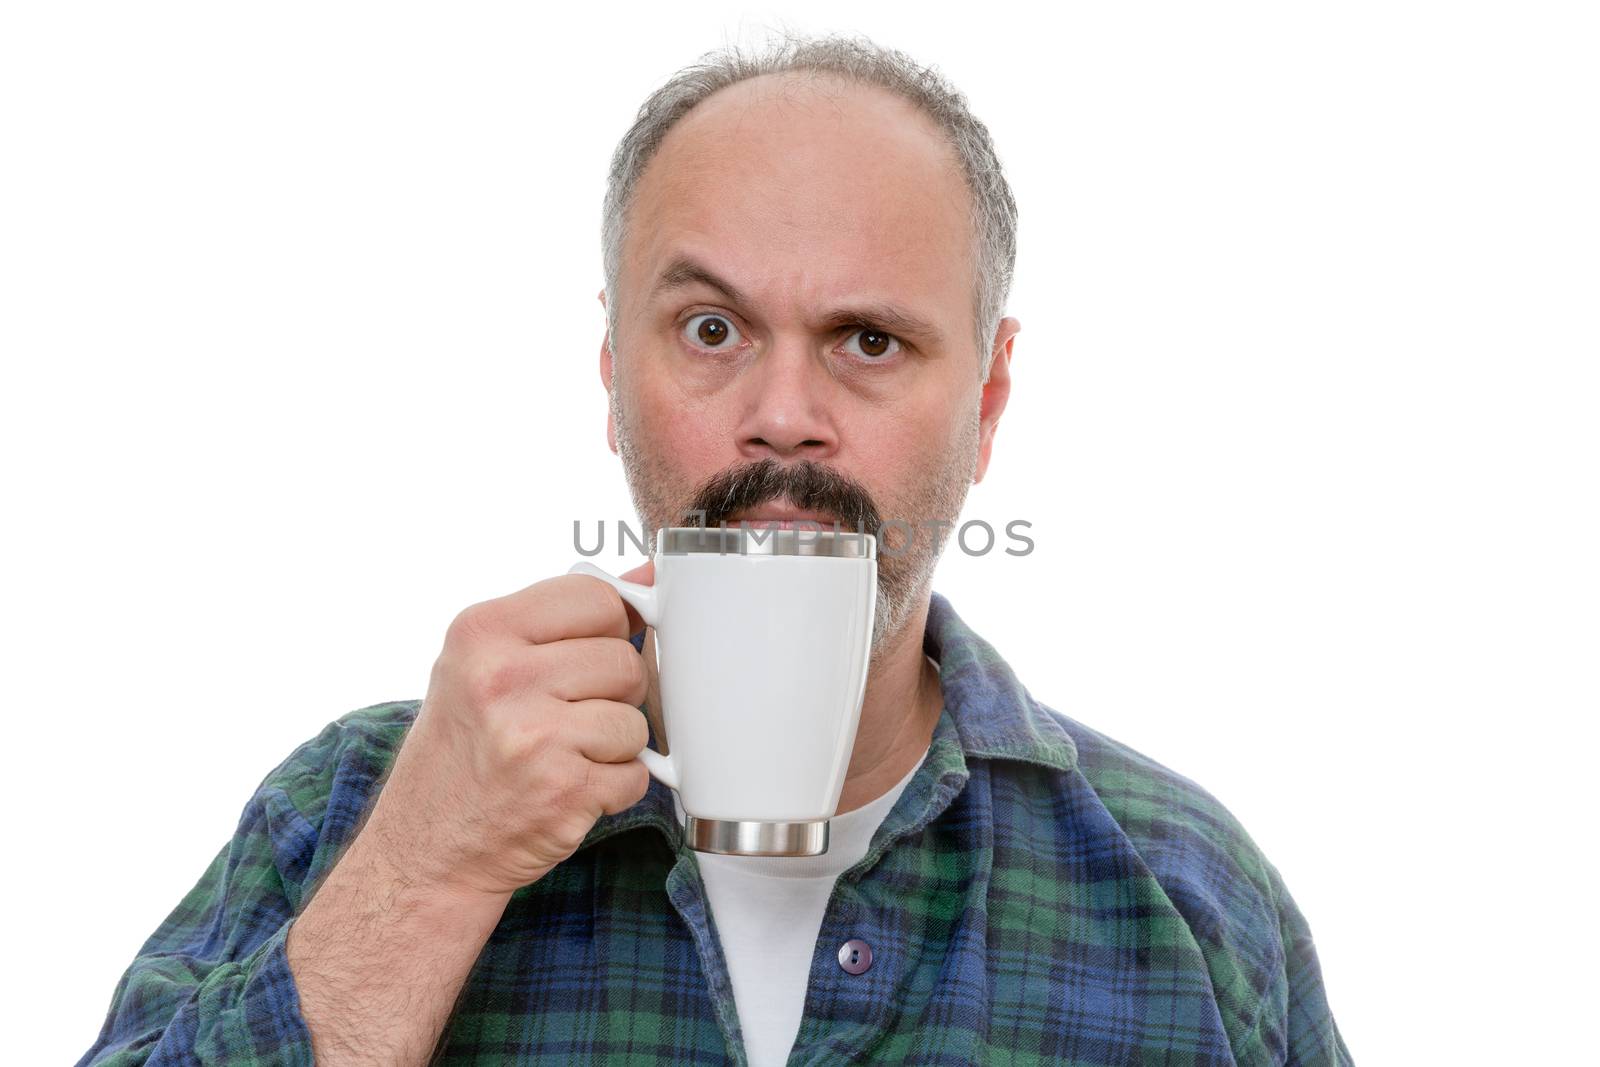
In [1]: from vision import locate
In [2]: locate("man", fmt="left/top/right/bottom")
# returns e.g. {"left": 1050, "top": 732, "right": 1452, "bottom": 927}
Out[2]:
{"left": 79, "top": 31, "right": 1353, "bottom": 1067}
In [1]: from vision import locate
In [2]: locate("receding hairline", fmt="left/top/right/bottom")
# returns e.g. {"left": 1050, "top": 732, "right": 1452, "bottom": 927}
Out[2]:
{"left": 614, "top": 75, "right": 971, "bottom": 349}
{"left": 599, "top": 30, "right": 1018, "bottom": 380}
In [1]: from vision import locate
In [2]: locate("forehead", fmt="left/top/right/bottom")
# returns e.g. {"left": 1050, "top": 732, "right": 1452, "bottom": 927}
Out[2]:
{"left": 623, "top": 73, "right": 975, "bottom": 334}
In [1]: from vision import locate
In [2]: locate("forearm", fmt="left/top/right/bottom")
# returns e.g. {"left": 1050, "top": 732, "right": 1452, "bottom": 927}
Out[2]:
{"left": 285, "top": 823, "right": 512, "bottom": 1066}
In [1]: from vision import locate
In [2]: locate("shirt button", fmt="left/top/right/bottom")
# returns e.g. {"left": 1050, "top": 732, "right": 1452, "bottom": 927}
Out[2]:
{"left": 837, "top": 938, "right": 873, "bottom": 975}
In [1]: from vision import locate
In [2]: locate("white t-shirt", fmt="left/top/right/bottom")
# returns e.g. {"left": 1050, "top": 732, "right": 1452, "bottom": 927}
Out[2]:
{"left": 670, "top": 745, "right": 929, "bottom": 1067}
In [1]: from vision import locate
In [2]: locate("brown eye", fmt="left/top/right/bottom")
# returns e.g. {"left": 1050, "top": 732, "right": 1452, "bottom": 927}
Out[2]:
{"left": 845, "top": 327, "right": 901, "bottom": 361}
{"left": 684, "top": 313, "right": 742, "bottom": 350}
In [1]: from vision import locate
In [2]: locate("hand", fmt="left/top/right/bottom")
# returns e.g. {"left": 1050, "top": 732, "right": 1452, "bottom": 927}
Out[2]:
{"left": 360, "top": 561, "right": 657, "bottom": 899}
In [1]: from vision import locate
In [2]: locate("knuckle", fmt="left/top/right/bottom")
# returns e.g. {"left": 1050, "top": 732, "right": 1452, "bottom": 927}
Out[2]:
{"left": 446, "top": 601, "right": 495, "bottom": 646}
{"left": 461, "top": 653, "right": 521, "bottom": 709}
{"left": 499, "top": 707, "right": 553, "bottom": 765}
{"left": 562, "top": 755, "right": 596, "bottom": 803}
{"left": 549, "top": 809, "right": 596, "bottom": 854}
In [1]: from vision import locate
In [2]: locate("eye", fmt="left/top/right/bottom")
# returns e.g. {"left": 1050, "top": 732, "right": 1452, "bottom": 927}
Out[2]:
{"left": 842, "top": 326, "right": 902, "bottom": 362}
{"left": 682, "top": 313, "right": 744, "bottom": 351}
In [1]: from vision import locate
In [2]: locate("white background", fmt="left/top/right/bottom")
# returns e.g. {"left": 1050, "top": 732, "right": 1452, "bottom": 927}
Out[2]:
{"left": 4, "top": 2, "right": 1595, "bottom": 1063}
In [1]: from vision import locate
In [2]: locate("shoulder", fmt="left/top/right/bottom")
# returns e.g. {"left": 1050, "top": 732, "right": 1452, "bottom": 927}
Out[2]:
{"left": 1050, "top": 706, "right": 1277, "bottom": 895}
{"left": 1036, "top": 703, "right": 1297, "bottom": 1048}
{"left": 260, "top": 699, "right": 421, "bottom": 817}
{"left": 241, "top": 699, "right": 421, "bottom": 906}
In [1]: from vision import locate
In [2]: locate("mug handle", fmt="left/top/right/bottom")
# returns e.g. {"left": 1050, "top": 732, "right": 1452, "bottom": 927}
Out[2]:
{"left": 566, "top": 561, "right": 678, "bottom": 791}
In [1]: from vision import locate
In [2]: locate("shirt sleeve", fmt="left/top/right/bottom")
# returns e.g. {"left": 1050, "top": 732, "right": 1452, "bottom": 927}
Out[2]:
{"left": 74, "top": 731, "right": 342, "bottom": 1066}
{"left": 1238, "top": 861, "right": 1357, "bottom": 1066}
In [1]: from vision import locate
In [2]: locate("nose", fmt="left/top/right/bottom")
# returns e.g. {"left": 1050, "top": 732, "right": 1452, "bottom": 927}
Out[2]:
{"left": 734, "top": 340, "right": 839, "bottom": 463}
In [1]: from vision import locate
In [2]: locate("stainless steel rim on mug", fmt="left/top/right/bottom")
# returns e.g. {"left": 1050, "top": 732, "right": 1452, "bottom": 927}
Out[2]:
{"left": 657, "top": 526, "right": 876, "bottom": 559}
{"left": 684, "top": 816, "right": 831, "bottom": 857}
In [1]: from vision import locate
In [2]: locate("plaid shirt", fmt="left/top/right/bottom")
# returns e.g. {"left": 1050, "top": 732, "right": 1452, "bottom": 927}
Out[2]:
{"left": 79, "top": 591, "right": 1353, "bottom": 1065}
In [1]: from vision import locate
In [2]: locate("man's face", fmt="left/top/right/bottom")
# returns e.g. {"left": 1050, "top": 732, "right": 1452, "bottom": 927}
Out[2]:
{"left": 600, "top": 72, "right": 1015, "bottom": 652}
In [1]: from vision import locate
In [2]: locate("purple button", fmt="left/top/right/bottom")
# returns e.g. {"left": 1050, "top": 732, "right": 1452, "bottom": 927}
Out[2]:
{"left": 837, "top": 938, "right": 873, "bottom": 975}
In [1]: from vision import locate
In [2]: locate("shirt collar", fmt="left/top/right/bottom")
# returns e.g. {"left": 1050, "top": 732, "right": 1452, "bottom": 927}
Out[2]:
{"left": 579, "top": 589, "right": 1075, "bottom": 854}
{"left": 919, "top": 589, "right": 1077, "bottom": 774}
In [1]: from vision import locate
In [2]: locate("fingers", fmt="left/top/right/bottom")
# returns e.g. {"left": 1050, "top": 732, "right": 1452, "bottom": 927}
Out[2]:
{"left": 459, "top": 574, "right": 635, "bottom": 646}
{"left": 564, "top": 699, "right": 653, "bottom": 764}
{"left": 589, "top": 758, "right": 654, "bottom": 816}
{"left": 531, "top": 637, "right": 649, "bottom": 705}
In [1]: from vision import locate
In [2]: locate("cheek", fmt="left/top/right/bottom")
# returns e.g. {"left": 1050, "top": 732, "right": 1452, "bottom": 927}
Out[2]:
{"left": 866, "top": 395, "right": 954, "bottom": 463}
{"left": 629, "top": 375, "right": 737, "bottom": 480}
{"left": 847, "top": 412, "right": 932, "bottom": 510}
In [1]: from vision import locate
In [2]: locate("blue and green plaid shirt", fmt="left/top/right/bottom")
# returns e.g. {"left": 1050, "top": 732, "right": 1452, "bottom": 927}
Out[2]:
{"left": 79, "top": 591, "right": 1353, "bottom": 1065}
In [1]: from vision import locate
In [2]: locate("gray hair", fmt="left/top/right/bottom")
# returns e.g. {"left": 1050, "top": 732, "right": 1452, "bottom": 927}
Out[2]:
{"left": 600, "top": 29, "right": 1017, "bottom": 383}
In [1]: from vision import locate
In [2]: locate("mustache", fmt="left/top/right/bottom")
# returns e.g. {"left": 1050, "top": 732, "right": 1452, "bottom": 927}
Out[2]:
{"left": 680, "top": 458, "right": 883, "bottom": 535}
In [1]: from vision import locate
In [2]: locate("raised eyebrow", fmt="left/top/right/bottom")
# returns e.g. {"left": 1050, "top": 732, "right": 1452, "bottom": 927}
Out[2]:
{"left": 651, "top": 257, "right": 749, "bottom": 307}
{"left": 650, "top": 255, "right": 944, "bottom": 346}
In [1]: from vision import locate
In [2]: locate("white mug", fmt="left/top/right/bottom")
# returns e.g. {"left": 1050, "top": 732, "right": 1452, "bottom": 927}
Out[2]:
{"left": 569, "top": 525, "right": 877, "bottom": 856}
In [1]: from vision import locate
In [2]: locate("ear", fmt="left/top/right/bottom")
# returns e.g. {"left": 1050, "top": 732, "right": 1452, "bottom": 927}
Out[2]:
{"left": 599, "top": 288, "right": 619, "bottom": 455}
{"left": 973, "top": 316, "right": 1020, "bottom": 485}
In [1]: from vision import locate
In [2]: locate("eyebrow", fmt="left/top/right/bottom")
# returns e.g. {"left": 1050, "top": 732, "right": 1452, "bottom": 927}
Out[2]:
{"left": 648, "top": 254, "right": 946, "bottom": 347}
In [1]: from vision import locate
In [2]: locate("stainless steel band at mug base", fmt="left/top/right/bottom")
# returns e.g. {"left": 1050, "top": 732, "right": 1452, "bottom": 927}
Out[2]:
{"left": 658, "top": 526, "right": 876, "bottom": 559}
{"left": 684, "top": 816, "right": 832, "bottom": 857}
